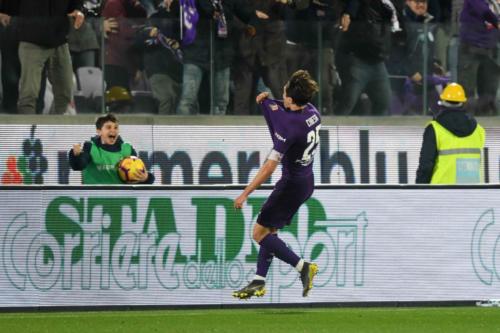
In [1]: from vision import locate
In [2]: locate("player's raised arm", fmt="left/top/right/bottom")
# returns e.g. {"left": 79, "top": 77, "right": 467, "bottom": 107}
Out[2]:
{"left": 256, "top": 92, "right": 270, "bottom": 104}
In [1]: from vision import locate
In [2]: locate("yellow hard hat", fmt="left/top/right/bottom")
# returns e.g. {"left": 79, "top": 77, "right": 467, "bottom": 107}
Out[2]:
{"left": 105, "top": 86, "right": 132, "bottom": 104}
{"left": 440, "top": 83, "right": 467, "bottom": 103}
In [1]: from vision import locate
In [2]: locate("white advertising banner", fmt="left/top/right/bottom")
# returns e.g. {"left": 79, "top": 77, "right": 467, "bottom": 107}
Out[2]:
{"left": 1, "top": 187, "right": 499, "bottom": 307}
{"left": 1, "top": 125, "right": 500, "bottom": 185}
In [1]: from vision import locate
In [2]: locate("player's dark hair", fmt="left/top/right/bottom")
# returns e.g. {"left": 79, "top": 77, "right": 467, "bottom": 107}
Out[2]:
{"left": 285, "top": 70, "right": 319, "bottom": 106}
{"left": 95, "top": 113, "right": 119, "bottom": 129}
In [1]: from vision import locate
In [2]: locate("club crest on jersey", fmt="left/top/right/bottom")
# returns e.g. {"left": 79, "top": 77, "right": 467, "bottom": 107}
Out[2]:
{"left": 270, "top": 103, "right": 279, "bottom": 111}
{"left": 274, "top": 131, "right": 287, "bottom": 142}
{"left": 306, "top": 114, "right": 319, "bottom": 127}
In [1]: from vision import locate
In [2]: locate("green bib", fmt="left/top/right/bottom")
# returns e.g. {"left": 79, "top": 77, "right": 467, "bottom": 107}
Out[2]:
{"left": 430, "top": 121, "right": 485, "bottom": 184}
{"left": 82, "top": 141, "right": 133, "bottom": 184}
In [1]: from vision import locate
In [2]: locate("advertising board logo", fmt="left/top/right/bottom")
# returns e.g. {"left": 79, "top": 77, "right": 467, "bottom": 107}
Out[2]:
{"left": 1, "top": 125, "right": 48, "bottom": 184}
{"left": 472, "top": 209, "right": 500, "bottom": 285}
{"left": 2, "top": 196, "right": 368, "bottom": 301}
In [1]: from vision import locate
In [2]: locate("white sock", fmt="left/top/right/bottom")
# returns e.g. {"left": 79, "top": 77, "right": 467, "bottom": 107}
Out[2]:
{"left": 253, "top": 275, "right": 266, "bottom": 282}
{"left": 295, "top": 259, "right": 304, "bottom": 272}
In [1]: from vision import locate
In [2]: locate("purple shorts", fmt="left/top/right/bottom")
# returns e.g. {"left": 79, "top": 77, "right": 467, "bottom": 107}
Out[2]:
{"left": 257, "top": 175, "right": 314, "bottom": 229}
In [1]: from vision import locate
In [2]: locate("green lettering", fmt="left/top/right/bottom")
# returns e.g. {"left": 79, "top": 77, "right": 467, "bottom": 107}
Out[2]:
{"left": 144, "top": 198, "right": 186, "bottom": 263}
{"left": 192, "top": 198, "right": 244, "bottom": 262}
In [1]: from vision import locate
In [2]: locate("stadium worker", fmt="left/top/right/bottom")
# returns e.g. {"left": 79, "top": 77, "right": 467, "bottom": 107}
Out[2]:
{"left": 69, "top": 113, "right": 155, "bottom": 184}
{"left": 416, "top": 82, "right": 485, "bottom": 184}
{"left": 233, "top": 70, "right": 321, "bottom": 299}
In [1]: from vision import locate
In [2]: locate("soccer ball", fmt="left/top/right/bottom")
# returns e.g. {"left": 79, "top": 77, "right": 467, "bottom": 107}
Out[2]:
{"left": 117, "top": 156, "right": 146, "bottom": 183}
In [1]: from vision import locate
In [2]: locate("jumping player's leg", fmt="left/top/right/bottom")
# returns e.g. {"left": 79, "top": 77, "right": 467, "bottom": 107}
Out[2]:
{"left": 233, "top": 223, "right": 318, "bottom": 299}
{"left": 253, "top": 223, "right": 301, "bottom": 270}
{"left": 255, "top": 223, "right": 318, "bottom": 297}
{"left": 233, "top": 177, "right": 317, "bottom": 299}
{"left": 255, "top": 231, "right": 276, "bottom": 280}
{"left": 232, "top": 224, "right": 275, "bottom": 299}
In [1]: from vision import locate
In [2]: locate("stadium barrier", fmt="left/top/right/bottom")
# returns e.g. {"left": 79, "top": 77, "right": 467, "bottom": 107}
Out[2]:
{"left": 1, "top": 185, "right": 500, "bottom": 308}
{"left": 1, "top": 124, "right": 500, "bottom": 185}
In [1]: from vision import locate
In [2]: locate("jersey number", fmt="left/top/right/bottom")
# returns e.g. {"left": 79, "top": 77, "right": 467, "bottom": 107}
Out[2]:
{"left": 302, "top": 125, "right": 321, "bottom": 162}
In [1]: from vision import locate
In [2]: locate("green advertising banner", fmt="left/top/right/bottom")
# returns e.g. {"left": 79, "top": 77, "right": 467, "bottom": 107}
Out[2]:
{"left": 1, "top": 187, "right": 500, "bottom": 307}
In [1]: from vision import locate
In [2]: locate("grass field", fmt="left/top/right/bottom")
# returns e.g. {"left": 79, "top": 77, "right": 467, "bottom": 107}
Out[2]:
{"left": 1, "top": 307, "right": 500, "bottom": 333}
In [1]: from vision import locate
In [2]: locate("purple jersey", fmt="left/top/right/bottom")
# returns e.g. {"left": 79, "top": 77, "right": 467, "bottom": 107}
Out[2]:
{"left": 261, "top": 99, "right": 321, "bottom": 178}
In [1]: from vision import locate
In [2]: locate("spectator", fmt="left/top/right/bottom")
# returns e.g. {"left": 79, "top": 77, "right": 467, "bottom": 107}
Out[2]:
{"left": 285, "top": 0, "right": 343, "bottom": 115}
{"left": 231, "top": 0, "right": 291, "bottom": 115}
{"left": 400, "top": 0, "right": 449, "bottom": 114}
{"left": 430, "top": 0, "right": 451, "bottom": 72}
{"left": 457, "top": 0, "right": 500, "bottom": 115}
{"left": 10, "top": 0, "right": 85, "bottom": 115}
{"left": 138, "top": 0, "right": 182, "bottom": 114}
{"left": 336, "top": 0, "right": 399, "bottom": 115}
{"left": 449, "top": 0, "right": 465, "bottom": 81}
{"left": 102, "top": 0, "right": 147, "bottom": 91}
{"left": 68, "top": 0, "right": 101, "bottom": 71}
{"left": 176, "top": 0, "right": 268, "bottom": 115}
{"left": 403, "top": 0, "right": 437, "bottom": 79}
{"left": 416, "top": 82, "right": 485, "bottom": 184}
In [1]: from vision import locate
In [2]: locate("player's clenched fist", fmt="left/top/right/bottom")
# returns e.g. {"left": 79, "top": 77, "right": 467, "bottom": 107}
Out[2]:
{"left": 72, "top": 144, "right": 82, "bottom": 156}
{"left": 234, "top": 193, "right": 248, "bottom": 209}
{"left": 256, "top": 92, "right": 269, "bottom": 104}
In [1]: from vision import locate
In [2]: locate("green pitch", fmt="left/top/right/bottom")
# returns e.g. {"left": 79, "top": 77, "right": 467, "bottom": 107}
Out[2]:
{"left": 1, "top": 307, "right": 499, "bottom": 333}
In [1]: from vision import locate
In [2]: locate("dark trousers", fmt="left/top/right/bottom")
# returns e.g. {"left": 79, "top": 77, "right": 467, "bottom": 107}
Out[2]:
{"left": 286, "top": 43, "right": 338, "bottom": 115}
{"left": 0, "top": 40, "right": 20, "bottom": 112}
{"left": 336, "top": 53, "right": 391, "bottom": 116}
{"left": 232, "top": 59, "right": 287, "bottom": 115}
{"left": 458, "top": 43, "right": 499, "bottom": 115}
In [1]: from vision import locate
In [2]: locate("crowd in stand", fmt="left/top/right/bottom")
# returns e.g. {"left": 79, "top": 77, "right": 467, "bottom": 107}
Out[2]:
{"left": 0, "top": 0, "right": 498, "bottom": 116}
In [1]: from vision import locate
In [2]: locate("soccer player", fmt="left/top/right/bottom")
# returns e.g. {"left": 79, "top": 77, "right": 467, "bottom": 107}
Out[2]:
{"left": 233, "top": 70, "right": 321, "bottom": 299}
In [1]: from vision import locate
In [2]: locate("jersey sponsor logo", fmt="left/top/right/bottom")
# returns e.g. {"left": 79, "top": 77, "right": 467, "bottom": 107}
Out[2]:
{"left": 306, "top": 114, "right": 319, "bottom": 127}
{"left": 270, "top": 103, "right": 279, "bottom": 112}
{"left": 274, "top": 131, "right": 287, "bottom": 142}
{"left": 97, "top": 164, "right": 116, "bottom": 171}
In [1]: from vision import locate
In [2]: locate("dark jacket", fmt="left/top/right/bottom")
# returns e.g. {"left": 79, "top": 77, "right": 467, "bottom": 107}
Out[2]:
{"left": 0, "top": 0, "right": 19, "bottom": 43}
{"left": 285, "top": 0, "right": 344, "bottom": 49}
{"left": 14, "top": 0, "right": 82, "bottom": 48}
{"left": 340, "top": 0, "right": 393, "bottom": 63}
{"left": 0, "top": 0, "right": 19, "bottom": 15}
{"left": 234, "top": 0, "right": 288, "bottom": 67}
{"left": 416, "top": 108, "right": 479, "bottom": 183}
{"left": 139, "top": 2, "right": 182, "bottom": 82}
{"left": 69, "top": 135, "right": 155, "bottom": 184}
{"left": 402, "top": 7, "right": 437, "bottom": 77}
{"left": 183, "top": 0, "right": 257, "bottom": 70}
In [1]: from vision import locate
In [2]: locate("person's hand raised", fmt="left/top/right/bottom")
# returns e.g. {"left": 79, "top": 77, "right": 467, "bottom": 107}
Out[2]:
{"left": 72, "top": 144, "right": 82, "bottom": 156}
{"left": 68, "top": 10, "right": 85, "bottom": 29}
{"left": 103, "top": 18, "right": 119, "bottom": 38}
{"left": 256, "top": 92, "right": 270, "bottom": 104}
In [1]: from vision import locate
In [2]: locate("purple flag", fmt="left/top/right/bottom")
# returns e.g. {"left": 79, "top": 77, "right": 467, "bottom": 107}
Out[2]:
{"left": 180, "top": 0, "right": 199, "bottom": 45}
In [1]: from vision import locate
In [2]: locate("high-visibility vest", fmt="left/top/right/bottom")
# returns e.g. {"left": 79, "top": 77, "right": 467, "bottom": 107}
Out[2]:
{"left": 430, "top": 120, "right": 485, "bottom": 184}
{"left": 83, "top": 141, "right": 133, "bottom": 184}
